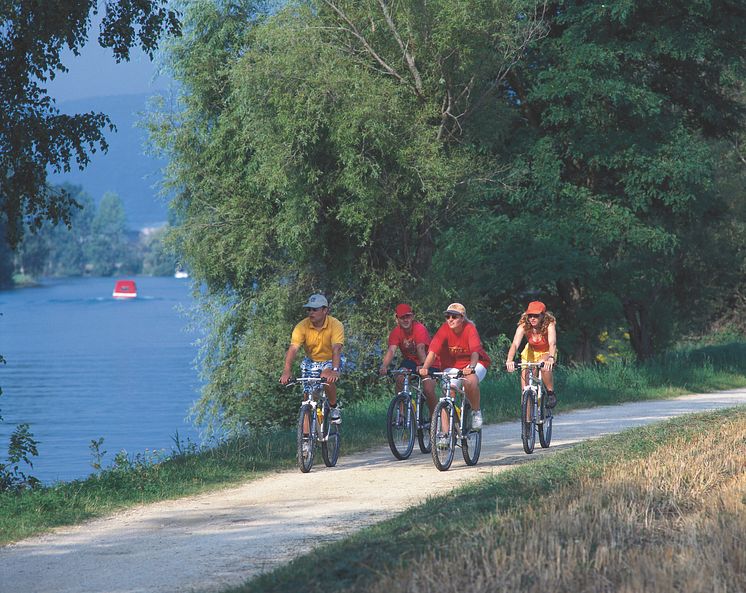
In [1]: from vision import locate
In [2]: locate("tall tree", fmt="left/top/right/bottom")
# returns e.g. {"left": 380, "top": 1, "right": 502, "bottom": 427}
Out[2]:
{"left": 440, "top": 0, "right": 746, "bottom": 360}
{"left": 152, "top": 0, "right": 546, "bottom": 428}
{"left": 0, "top": 0, "right": 180, "bottom": 248}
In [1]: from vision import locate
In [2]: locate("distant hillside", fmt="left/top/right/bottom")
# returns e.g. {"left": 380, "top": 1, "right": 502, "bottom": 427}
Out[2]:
{"left": 49, "top": 93, "right": 170, "bottom": 231}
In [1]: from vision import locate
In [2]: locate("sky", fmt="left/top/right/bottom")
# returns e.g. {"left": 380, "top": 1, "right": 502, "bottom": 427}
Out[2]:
{"left": 44, "top": 13, "right": 173, "bottom": 104}
{"left": 42, "top": 14, "right": 176, "bottom": 229}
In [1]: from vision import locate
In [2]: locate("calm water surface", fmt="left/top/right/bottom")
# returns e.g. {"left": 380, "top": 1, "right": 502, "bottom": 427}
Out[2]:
{"left": 0, "top": 276, "right": 203, "bottom": 484}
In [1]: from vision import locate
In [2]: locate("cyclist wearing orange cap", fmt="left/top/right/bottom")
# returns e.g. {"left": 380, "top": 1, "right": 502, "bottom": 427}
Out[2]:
{"left": 505, "top": 301, "right": 558, "bottom": 407}
{"left": 379, "top": 303, "right": 439, "bottom": 417}
{"left": 419, "top": 303, "right": 491, "bottom": 429}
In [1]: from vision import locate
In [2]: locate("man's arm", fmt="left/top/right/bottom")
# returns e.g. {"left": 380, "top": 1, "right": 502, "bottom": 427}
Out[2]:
{"left": 280, "top": 344, "right": 300, "bottom": 384}
{"left": 322, "top": 342, "right": 343, "bottom": 384}
{"left": 380, "top": 344, "right": 399, "bottom": 374}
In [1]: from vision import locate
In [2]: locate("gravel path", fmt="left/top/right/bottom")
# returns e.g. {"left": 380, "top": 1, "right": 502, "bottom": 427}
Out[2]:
{"left": 2, "top": 389, "right": 745, "bottom": 593}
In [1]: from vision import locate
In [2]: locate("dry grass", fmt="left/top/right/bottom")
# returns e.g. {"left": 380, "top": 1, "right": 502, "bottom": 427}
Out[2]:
{"left": 369, "top": 417, "right": 746, "bottom": 593}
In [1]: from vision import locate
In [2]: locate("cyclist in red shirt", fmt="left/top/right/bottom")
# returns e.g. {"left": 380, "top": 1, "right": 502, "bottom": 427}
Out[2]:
{"left": 419, "top": 303, "right": 491, "bottom": 429}
{"left": 505, "top": 300, "right": 558, "bottom": 407}
{"left": 379, "top": 303, "right": 439, "bottom": 417}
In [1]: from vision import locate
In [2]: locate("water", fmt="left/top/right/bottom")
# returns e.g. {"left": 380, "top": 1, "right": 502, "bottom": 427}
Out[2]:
{"left": 0, "top": 276, "right": 203, "bottom": 484}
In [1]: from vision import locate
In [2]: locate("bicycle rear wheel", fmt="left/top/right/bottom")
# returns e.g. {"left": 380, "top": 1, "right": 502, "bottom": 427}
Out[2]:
{"left": 386, "top": 393, "right": 416, "bottom": 460}
{"left": 416, "top": 394, "right": 432, "bottom": 454}
{"left": 538, "top": 390, "right": 552, "bottom": 448}
{"left": 461, "top": 399, "right": 482, "bottom": 466}
{"left": 431, "top": 400, "right": 455, "bottom": 471}
{"left": 320, "top": 404, "right": 340, "bottom": 468}
{"left": 297, "top": 403, "right": 315, "bottom": 472}
{"left": 521, "top": 388, "right": 536, "bottom": 454}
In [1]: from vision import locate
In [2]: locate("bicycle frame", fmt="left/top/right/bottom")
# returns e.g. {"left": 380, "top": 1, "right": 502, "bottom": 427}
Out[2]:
{"left": 514, "top": 361, "right": 553, "bottom": 453}
{"left": 389, "top": 369, "right": 427, "bottom": 426}
{"left": 385, "top": 368, "right": 432, "bottom": 458}
{"left": 429, "top": 369, "right": 482, "bottom": 470}
{"left": 520, "top": 362, "right": 545, "bottom": 423}
{"left": 433, "top": 370, "right": 467, "bottom": 445}
{"left": 290, "top": 377, "right": 332, "bottom": 444}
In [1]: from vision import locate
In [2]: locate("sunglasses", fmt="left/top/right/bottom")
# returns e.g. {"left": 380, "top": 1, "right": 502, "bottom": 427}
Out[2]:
{"left": 305, "top": 307, "right": 323, "bottom": 312}
{"left": 397, "top": 313, "right": 414, "bottom": 320}
{"left": 527, "top": 313, "right": 542, "bottom": 318}
{"left": 445, "top": 313, "right": 463, "bottom": 320}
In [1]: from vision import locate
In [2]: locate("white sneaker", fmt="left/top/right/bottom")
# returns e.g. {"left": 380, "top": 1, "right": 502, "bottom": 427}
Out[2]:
{"left": 472, "top": 410, "right": 483, "bottom": 430}
{"left": 302, "top": 441, "right": 311, "bottom": 455}
{"left": 436, "top": 433, "right": 450, "bottom": 449}
{"left": 329, "top": 406, "right": 341, "bottom": 424}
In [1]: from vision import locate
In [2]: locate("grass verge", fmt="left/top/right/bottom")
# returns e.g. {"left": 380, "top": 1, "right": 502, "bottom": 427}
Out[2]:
{"left": 1, "top": 341, "right": 745, "bottom": 545}
{"left": 231, "top": 407, "right": 746, "bottom": 593}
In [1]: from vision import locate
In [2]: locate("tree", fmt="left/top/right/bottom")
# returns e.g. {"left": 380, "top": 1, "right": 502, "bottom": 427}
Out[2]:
{"left": 85, "top": 192, "right": 128, "bottom": 276}
{"left": 151, "top": 0, "right": 546, "bottom": 428}
{"left": 0, "top": 0, "right": 180, "bottom": 248}
{"left": 443, "top": 0, "right": 746, "bottom": 360}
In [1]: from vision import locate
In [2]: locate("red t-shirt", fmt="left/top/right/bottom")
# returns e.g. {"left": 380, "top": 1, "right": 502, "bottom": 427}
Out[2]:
{"left": 388, "top": 321, "right": 438, "bottom": 366}
{"left": 429, "top": 322, "right": 491, "bottom": 369}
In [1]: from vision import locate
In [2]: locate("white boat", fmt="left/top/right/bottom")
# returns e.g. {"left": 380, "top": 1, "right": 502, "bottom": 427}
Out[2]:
{"left": 174, "top": 269, "right": 189, "bottom": 279}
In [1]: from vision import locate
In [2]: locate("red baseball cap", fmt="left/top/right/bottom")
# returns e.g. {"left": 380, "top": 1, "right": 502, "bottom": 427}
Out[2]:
{"left": 395, "top": 303, "right": 413, "bottom": 317}
{"left": 525, "top": 301, "right": 546, "bottom": 315}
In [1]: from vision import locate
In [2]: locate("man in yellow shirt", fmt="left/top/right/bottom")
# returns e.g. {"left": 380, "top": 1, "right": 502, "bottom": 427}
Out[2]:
{"left": 280, "top": 294, "right": 345, "bottom": 422}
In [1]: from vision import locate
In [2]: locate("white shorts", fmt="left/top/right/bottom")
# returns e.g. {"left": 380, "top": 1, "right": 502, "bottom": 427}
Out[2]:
{"left": 444, "top": 363, "right": 487, "bottom": 387}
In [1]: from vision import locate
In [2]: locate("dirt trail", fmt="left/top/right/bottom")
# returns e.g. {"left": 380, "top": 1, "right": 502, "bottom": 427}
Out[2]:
{"left": 2, "top": 389, "right": 745, "bottom": 593}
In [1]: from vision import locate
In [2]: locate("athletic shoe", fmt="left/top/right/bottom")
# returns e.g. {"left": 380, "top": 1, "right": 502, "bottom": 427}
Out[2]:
{"left": 302, "top": 441, "right": 311, "bottom": 456}
{"left": 329, "top": 406, "right": 342, "bottom": 424}
{"left": 546, "top": 392, "right": 557, "bottom": 408}
{"left": 472, "top": 410, "right": 483, "bottom": 430}
{"left": 436, "top": 433, "right": 450, "bottom": 449}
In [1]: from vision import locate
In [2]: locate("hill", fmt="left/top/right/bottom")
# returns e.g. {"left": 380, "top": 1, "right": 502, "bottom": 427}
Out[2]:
{"left": 49, "top": 93, "right": 170, "bottom": 231}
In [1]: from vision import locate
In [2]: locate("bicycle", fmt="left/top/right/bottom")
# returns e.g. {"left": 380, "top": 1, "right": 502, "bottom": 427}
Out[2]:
{"left": 384, "top": 368, "right": 432, "bottom": 460}
{"left": 428, "top": 369, "right": 482, "bottom": 471}
{"left": 286, "top": 377, "right": 340, "bottom": 472}
{"left": 514, "top": 361, "right": 553, "bottom": 454}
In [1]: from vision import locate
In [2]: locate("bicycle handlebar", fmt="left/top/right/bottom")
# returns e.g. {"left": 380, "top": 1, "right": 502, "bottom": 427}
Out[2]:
{"left": 428, "top": 369, "right": 465, "bottom": 379}
{"left": 285, "top": 377, "right": 328, "bottom": 387}
{"left": 513, "top": 361, "right": 545, "bottom": 369}
{"left": 387, "top": 368, "right": 417, "bottom": 377}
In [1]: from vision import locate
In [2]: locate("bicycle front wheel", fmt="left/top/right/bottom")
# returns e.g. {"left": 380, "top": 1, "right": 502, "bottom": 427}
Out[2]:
{"left": 538, "top": 391, "right": 552, "bottom": 448}
{"left": 461, "top": 399, "right": 482, "bottom": 466}
{"left": 431, "top": 400, "right": 455, "bottom": 471}
{"left": 416, "top": 394, "right": 432, "bottom": 454}
{"left": 521, "top": 388, "right": 536, "bottom": 454}
{"left": 297, "top": 403, "right": 315, "bottom": 472}
{"left": 386, "top": 393, "right": 416, "bottom": 460}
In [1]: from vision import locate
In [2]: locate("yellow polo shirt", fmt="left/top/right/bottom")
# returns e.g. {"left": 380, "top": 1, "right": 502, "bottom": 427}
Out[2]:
{"left": 291, "top": 315, "right": 345, "bottom": 362}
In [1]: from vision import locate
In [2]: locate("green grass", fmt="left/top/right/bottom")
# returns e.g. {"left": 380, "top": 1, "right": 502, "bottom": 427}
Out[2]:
{"left": 231, "top": 408, "right": 746, "bottom": 593}
{"left": 1, "top": 341, "right": 745, "bottom": 545}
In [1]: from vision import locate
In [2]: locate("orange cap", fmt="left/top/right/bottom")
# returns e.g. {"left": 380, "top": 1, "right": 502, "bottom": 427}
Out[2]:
{"left": 525, "top": 301, "right": 546, "bottom": 315}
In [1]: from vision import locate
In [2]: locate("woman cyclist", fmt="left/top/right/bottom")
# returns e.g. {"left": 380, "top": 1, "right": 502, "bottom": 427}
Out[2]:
{"left": 505, "top": 301, "right": 558, "bottom": 408}
{"left": 419, "top": 303, "right": 491, "bottom": 429}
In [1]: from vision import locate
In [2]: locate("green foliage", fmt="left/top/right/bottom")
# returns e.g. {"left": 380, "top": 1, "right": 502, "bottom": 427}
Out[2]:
{"left": 151, "top": 0, "right": 547, "bottom": 429}
{"left": 151, "top": 0, "right": 746, "bottom": 429}
{"left": 0, "top": 1, "right": 180, "bottom": 248}
{"left": 0, "top": 422, "right": 40, "bottom": 492}
{"left": 11, "top": 185, "right": 175, "bottom": 279}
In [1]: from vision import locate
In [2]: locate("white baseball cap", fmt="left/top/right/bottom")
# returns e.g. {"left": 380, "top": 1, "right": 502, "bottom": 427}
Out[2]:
{"left": 303, "top": 294, "right": 328, "bottom": 308}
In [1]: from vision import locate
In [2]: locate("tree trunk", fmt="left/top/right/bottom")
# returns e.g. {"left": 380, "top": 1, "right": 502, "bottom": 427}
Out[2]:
{"left": 622, "top": 300, "right": 655, "bottom": 361}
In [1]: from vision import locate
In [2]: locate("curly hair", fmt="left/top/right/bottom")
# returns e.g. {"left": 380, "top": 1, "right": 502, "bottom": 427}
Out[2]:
{"left": 519, "top": 311, "right": 556, "bottom": 334}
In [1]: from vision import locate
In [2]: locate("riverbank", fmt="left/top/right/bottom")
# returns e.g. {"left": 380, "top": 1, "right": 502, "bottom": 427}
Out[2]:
{"left": 242, "top": 406, "right": 746, "bottom": 593}
{"left": 2, "top": 393, "right": 744, "bottom": 593}
{"left": 1, "top": 341, "right": 745, "bottom": 545}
